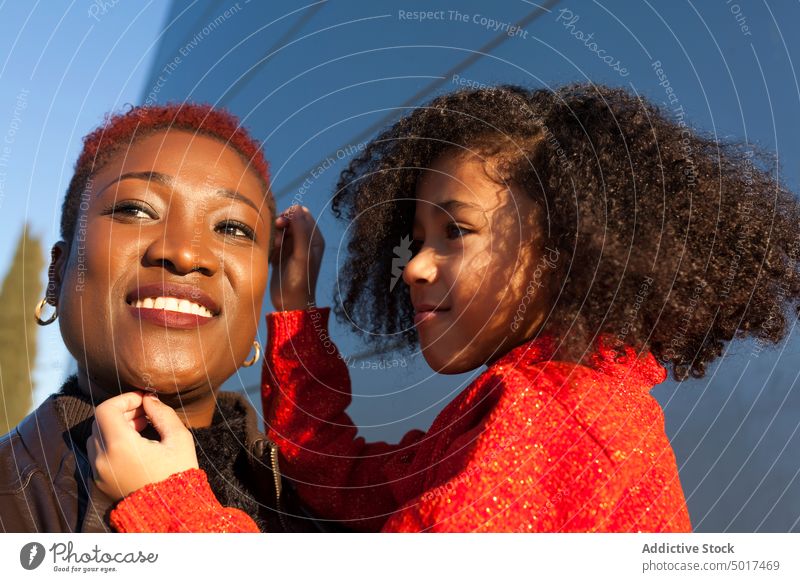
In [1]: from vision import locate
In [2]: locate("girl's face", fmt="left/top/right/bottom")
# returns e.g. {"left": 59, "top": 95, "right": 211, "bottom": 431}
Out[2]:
{"left": 404, "top": 150, "right": 555, "bottom": 374}
{"left": 50, "top": 130, "right": 272, "bottom": 401}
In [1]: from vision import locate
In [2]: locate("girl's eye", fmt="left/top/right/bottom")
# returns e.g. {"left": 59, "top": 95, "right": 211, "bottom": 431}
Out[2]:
{"left": 217, "top": 220, "right": 256, "bottom": 241}
{"left": 409, "top": 239, "right": 423, "bottom": 256}
{"left": 105, "top": 202, "right": 154, "bottom": 219}
{"left": 445, "top": 223, "right": 471, "bottom": 239}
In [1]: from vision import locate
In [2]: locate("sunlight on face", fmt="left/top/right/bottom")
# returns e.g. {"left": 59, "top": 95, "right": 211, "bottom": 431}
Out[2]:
{"left": 403, "top": 150, "right": 556, "bottom": 374}
{"left": 56, "top": 130, "right": 272, "bottom": 399}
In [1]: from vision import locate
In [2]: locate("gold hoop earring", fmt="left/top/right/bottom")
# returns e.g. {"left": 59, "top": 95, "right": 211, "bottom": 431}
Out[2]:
{"left": 243, "top": 340, "right": 261, "bottom": 367}
{"left": 34, "top": 297, "right": 58, "bottom": 326}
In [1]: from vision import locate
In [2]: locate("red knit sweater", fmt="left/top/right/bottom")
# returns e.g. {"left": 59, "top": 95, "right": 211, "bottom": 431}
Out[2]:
{"left": 110, "top": 308, "right": 691, "bottom": 533}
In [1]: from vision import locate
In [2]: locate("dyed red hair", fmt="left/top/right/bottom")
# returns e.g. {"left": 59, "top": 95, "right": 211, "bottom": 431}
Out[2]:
{"left": 61, "top": 102, "right": 274, "bottom": 245}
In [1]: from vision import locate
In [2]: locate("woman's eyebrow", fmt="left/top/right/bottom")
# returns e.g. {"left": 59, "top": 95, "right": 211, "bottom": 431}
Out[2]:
{"left": 97, "top": 170, "right": 172, "bottom": 195}
{"left": 98, "top": 170, "right": 261, "bottom": 217}
{"left": 216, "top": 187, "right": 262, "bottom": 217}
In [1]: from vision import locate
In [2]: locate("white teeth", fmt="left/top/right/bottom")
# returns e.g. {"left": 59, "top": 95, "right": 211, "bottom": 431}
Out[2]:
{"left": 131, "top": 296, "right": 213, "bottom": 318}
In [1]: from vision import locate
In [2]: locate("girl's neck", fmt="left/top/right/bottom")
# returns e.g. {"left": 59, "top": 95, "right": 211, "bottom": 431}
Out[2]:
{"left": 484, "top": 338, "right": 514, "bottom": 368}
{"left": 484, "top": 328, "right": 555, "bottom": 369}
{"left": 484, "top": 334, "right": 530, "bottom": 368}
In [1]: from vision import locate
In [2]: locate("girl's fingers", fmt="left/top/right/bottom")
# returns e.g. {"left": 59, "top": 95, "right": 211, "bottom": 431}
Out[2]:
{"left": 288, "top": 209, "right": 312, "bottom": 256}
{"left": 88, "top": 420, "right": 100, "bottom": 452}
{"left": 271, "top": 226, "right": 292, "bottom": 264}
{"left": 141, "top": 394, "right": 191, "bottom": 445}
{"left": 272, "top": 205, "right": 321, "bottom": 268}
{"left": 130, "top": 415, "right": 150, "bottom": 433}
{"left": 102, "top": 391, "right": 145, "bottom": 414}
{"left": 277, "top": 204, "right": 301, "bottom": 220}
{"left": 94, "top": 391, "right": 145, "bottom": 442}
{"left": 122, "top": 405, "right": 146, "bottom": 422}
{"left": 87, "top": 420, "right": 104, "bottom": 472}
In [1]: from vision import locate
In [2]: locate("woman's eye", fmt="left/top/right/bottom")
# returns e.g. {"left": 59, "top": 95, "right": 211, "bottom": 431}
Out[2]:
{"left": 217, "top": 221, "right": 255, "bottom": 240}
{"left": 409, "top": 239, "right": 423, "bottom": 256}
{"left": 107, "top": 202, "right": 153, "bottom": 219}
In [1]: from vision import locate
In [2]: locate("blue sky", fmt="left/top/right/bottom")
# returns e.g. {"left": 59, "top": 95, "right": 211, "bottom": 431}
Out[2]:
{"left": 0, "top": 1, "right": 171, "bottom": 405}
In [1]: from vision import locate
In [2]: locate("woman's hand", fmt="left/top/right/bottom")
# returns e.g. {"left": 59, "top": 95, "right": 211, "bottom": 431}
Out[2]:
{"left": 87, "top": 391, "right": 199, "bottom": 502}
{"left": 270, "top": 205, "right": 325, "bottom": 312}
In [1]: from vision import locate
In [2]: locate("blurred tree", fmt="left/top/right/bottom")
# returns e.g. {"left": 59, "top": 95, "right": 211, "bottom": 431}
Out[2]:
{"left": 0, "top": 224, "right": 44, "bottom": 435}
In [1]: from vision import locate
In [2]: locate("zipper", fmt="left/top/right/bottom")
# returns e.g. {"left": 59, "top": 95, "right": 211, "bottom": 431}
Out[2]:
{"left": 256, "top": 439, "right": 289, "bottom": 532}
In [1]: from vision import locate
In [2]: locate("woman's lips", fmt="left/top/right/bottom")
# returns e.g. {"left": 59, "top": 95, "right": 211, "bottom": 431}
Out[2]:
{"left": 126, "top": 282, "right": 220, "bottom": 315}
{"left": 125, "top": 281, "right": 220, "bottom": 329}
{"left": 127, "top": 304, "right": 216, "bottom": 329}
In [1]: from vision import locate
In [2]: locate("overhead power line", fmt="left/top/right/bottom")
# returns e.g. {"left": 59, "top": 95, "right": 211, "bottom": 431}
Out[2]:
{"left": 272, "top": 0, "right": 560, "bottom": 202}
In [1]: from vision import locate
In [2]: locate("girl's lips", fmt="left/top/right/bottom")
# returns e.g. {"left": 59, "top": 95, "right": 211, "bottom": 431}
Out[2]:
{"left": 128, "top": 305, "right": 216, "bottom": 329}
{"left": 414, "top": 309, "right": 450, "bottom": 326}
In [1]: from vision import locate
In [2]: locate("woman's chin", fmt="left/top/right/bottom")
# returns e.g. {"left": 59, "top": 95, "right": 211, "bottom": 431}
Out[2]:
{"left": 119, "top": 365, "right": 221, "bottom": 394}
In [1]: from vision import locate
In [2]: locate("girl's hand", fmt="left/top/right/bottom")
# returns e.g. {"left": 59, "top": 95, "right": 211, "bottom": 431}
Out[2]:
{"left": 270, "top": 205, "right": 325, "bottom": 312}
{"left": 87, "top": 391, "right": 199, "bottom": 502}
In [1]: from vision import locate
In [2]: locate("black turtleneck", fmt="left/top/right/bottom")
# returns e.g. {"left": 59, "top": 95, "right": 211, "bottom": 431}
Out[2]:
{"left": 190, "top": 396, "right": 267, "bottom": 532}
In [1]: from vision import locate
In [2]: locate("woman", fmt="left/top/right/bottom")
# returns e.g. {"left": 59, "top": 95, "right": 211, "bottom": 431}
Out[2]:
{"left": 0, "top": 102, "right": 317, "bottom": 532}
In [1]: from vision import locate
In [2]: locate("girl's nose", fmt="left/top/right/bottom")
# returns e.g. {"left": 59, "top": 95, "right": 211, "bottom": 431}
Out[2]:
{"left": 402, "top": 246, "right": 438, "bottom": 286}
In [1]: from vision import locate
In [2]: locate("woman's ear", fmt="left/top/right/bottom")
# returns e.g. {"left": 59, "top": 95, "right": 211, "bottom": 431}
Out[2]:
{"left": 46, "top": 241, "right": 69, "bottom": 306}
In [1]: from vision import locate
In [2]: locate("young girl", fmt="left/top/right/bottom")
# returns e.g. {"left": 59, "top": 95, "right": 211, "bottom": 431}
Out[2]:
{"left": 94, "top": 83, "right": 800, "bottom": 532}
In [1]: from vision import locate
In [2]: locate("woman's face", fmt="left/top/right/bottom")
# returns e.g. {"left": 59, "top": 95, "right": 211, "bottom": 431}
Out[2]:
{"left": 50, "top": 130, "right": 271, "bottom": 401}
{"left": 403, "top": 151, "right": 556, "bottom": 374}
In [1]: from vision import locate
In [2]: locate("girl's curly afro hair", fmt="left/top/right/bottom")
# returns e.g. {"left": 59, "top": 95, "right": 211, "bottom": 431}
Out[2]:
{"left": 331, "top": 83, "right": 800, "bottom": 381}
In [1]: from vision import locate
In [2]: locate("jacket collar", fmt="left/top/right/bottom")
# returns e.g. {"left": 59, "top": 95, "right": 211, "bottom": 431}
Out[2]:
{"left": 491, "top": 332, "right": 668, "bottom": 388}
{"left": 13, "top": 375, "right": 116, "bottom": 532}
{"left": 213, "top": 390, "right": 263, "bottom": 450}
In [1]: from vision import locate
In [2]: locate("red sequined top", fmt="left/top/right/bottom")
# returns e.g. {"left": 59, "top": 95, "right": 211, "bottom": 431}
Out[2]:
{"left": 110, "top": 307, "right": 692, "bottom": 533}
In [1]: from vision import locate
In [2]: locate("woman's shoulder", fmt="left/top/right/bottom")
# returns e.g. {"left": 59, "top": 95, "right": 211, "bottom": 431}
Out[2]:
{"left": 0, "top": 395, "right": 77, "bottom": 532}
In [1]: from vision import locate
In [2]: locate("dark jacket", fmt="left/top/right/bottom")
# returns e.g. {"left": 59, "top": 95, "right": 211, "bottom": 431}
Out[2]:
{"left": 0, "top": 375, "right": 320, "bottom": 532}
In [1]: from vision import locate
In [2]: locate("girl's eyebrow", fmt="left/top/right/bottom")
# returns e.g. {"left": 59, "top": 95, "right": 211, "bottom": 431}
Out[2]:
{"left": 98, "top": 170, "right": 262, "bottom": 218}
{"left": 435, "top": 199, "right": 480, "bottom": 214}
{"left": 413, "top": 199, "right": 482, "bottom": 231}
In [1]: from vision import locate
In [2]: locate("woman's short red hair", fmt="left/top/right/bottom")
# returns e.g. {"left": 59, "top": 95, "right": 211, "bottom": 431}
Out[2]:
{"left": 61, "top": 102, "right": 274, "bottom": 245}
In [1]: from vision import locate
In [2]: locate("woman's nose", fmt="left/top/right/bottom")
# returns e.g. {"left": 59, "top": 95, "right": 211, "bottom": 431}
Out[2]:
{"left": 143, "top": 220, "right": 218, "bottom": 275}
{"left": 402, "top": 246, "right": 438, "bottom": 286}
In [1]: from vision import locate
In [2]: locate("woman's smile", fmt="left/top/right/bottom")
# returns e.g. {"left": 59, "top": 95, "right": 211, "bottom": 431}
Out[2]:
{"left": 126, "top": 281, "right": 220, "bottom": 329}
